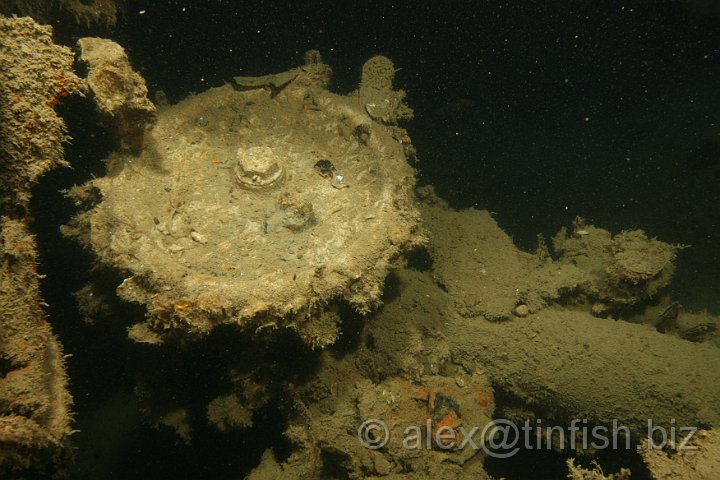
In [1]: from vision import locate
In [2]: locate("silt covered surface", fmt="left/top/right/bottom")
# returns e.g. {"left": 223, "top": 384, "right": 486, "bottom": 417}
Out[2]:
{"left": 65, "top": 56, "right": 423, "bottom": 347}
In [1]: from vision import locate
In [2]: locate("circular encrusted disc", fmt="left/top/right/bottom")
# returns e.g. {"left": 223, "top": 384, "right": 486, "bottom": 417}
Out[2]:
{"left": 78, "top": 72, "right": 423, "bottom": 342}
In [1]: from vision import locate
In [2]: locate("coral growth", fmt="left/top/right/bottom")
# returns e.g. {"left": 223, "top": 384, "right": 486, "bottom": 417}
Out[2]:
{"left": 357, "top": 55, "right": 414, "bottom": 123}
{"left": 0, "top": 16, "right": 84, "bottom": 211}
{"left": 77, "top": 37, "right": 157, "bottom": 152}
{"left": 0, "top": 16, "right": 81, "bottom": 477}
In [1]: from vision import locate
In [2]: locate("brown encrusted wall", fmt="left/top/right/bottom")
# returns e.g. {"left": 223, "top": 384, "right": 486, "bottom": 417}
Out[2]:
{"left": 0, "top": 16, "right": 83, "bottom": 478}
{"left": 0, "top": 16, "right": 84, "bottom": 212}
{"left": 0, "top": 219, "right": 74, "bottom": 476}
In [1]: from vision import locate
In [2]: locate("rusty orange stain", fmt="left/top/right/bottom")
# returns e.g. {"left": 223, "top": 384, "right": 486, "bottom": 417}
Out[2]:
{"left": 7, "top": 364, "right": 33, "bottom": 377}
{"left": 436, "top": 411, "right": 460, "bottom": 431}
{"left": 476, "top": 392, "right": 493, "bottom": 408}
{"left": 173, "top": 300, "right": 191, "bottom": 313}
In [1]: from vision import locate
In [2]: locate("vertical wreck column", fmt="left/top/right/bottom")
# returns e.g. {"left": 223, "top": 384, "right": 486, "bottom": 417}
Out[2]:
{"left": 0, "top": 16, "right": 84, "bottom": 477}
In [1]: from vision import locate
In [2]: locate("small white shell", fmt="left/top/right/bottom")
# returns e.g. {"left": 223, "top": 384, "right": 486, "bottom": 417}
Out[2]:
{"left": 190, "top": 231, "right": 207, "bottom": 244}
{"left": 167, "top": 244, "right": 184, "bottom": 253}
{"left": 332, "top": 174, "right": 348, "bottom": 189}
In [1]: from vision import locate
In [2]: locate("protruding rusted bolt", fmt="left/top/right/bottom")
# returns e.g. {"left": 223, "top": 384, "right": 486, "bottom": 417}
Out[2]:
{"left": 234, "top": 146, "right": 284, "bottom": 189}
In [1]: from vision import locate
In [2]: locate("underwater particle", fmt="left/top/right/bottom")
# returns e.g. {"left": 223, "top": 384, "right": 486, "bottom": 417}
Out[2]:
{"left": 514, "top": 304, "right": 529, "bottom": 317}
{"left": 234, "top": 146, "right": 285, "bottom": 189}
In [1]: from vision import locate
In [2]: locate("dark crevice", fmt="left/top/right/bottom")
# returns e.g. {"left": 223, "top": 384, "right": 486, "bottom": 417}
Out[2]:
{"left": 486, "top": 385, "right": 653, "bottom": 480}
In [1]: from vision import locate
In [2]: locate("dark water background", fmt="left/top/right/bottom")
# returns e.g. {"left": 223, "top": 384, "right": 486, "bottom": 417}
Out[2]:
{"left": 28, "top": 0, "right": 720, "bottom": 478}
